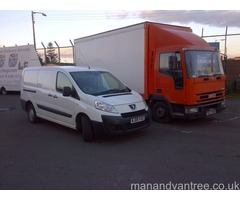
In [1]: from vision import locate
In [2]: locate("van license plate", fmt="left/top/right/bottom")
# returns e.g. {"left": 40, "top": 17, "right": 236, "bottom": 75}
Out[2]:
{"left": 206, "top": 109, "right": 216, "bottom": 116}
{"left": 130, "top": 116, "right": 145, "bottom": 124}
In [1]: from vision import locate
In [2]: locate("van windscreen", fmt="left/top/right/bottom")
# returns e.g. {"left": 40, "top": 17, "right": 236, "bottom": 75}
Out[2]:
{"left": 70, "top": 71, "right": 131, "bottom": 96}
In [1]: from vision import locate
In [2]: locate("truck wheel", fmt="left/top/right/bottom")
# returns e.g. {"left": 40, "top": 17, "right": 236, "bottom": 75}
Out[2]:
{"left": 27, "top": 104, "right": 39, "bottom": 123}
{"left": 81, "top": 115, "right": 95, "bottom": 142}
{"left": 152, "top": 102, "right": 171, "bottom": 123}
{"left": 1, "top": 87, "right": 7, "bottom": 95}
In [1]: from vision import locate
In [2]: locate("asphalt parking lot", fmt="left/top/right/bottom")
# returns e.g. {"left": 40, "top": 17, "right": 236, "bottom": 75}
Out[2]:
{"left": 0, "top": 94, "right": 240, "bottom": 189}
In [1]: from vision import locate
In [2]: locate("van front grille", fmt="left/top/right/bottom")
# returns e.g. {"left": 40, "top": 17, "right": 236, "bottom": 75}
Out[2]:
{"left": 121, "top": 109, "right": 146, "bottom": 118}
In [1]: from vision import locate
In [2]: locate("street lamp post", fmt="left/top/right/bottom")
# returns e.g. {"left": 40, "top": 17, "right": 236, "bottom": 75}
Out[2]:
{"left": 31, "top": 11, "right": 47, "bottom": 50}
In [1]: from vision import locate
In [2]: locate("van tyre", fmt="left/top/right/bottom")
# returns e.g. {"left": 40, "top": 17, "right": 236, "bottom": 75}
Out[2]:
{"left": 27, "top": 104, "right": 39, "bottom": 123}
{"left": 81, "top": 115, "right": 95, "bottom": 142}
{"left": 152, "top": 102, "right": 171, "bottom": 123}
{"left": 1, "top": 87, "right": 7, "bottom": 95}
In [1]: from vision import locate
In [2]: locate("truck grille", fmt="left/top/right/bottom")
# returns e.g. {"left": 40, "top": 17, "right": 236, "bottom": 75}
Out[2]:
{"left": 196, "top": 89, "right": 225, "bottom": 103}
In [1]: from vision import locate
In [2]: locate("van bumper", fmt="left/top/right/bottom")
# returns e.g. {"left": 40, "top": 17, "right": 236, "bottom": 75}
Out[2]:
{"left": 92, "top": 110, "right": 151, "bottom": 135}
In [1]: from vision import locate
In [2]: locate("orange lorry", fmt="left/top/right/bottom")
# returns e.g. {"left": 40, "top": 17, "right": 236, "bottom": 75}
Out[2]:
{"left": 74, "top": 21, "right": 226, "bottom": 122}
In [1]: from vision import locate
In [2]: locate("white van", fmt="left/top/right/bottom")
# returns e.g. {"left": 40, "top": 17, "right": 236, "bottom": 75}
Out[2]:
{"left": 20, "top": 66, "right": 150, "bottom": 141}
{"left": 0, "top": 45, "right": 40, "bottom": 95}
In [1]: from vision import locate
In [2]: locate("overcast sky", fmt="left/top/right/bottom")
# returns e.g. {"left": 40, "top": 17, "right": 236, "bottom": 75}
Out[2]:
{"left": 1, "top": 1, "right": 240, "bottom": 58}
{"left": 138, "top": 10, "right": 240, "bottom": 28}
{"left": 1, "top": 10, "right": 240, "bottom": 45}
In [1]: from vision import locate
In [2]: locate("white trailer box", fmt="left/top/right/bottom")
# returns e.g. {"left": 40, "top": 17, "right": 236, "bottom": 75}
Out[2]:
{"left": 0, "top": 45, "right": 40, "bottom": 94}
{"left": 74, "top": 23, "right": 145, "bottom": 95}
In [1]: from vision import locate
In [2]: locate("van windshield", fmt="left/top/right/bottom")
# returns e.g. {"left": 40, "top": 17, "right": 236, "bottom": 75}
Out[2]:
{"left": 185, "top": 50, "right": 224, "bottom": 78}
{"left": 70, "top": 71, "right": 131, "bottom": 96}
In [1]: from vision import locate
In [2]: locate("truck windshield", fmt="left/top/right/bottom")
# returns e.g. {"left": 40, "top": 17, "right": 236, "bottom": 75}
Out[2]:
{"left": 70, "top": 71, "right": 131, "bottom": 96}
{"left": 185, "top": 51, "right": 224, "bottom": 78}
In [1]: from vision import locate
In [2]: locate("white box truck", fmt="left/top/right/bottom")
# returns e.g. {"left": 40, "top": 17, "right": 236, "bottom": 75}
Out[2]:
{"left": 0, "top": 45, "right": 40, "bottom": 94}
{"left": 20, "top": 66, "right": 151, "bottom": 141}
{"left": 74, "top": 22, "right": 225, "bottom": 123}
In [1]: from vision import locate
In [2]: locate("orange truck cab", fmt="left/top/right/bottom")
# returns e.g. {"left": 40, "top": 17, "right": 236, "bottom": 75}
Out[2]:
{"left": 74, "top": 22, "right": 226, "bottom": 123}
{"left": 146, "top": 22, "right": 225, "bottom": 122}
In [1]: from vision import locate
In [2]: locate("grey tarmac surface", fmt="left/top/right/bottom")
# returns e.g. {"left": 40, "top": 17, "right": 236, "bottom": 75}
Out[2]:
{"left": 0, "top": 94, "right": 240, "bottom": 189}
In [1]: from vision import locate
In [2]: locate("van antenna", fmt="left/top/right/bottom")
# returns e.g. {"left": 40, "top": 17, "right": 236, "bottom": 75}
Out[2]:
{"left": 77, "top": 47, "right": 90, "bottom": 69}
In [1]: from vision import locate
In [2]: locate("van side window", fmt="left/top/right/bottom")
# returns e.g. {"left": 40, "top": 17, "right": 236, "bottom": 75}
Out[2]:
{"left": 24, "top": 71, "right": 38, "bottom": 86}
{"left": 56, "top": 72, "right": 73, "bottom": 93}
{"left": 38, "top": 71, "right": 56, "bottom": 90}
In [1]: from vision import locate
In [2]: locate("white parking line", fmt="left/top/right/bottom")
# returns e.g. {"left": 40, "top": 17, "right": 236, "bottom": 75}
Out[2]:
{"left": 0, "top": 107, "right": 15, "bottom": 112}
{"left": 213, "top": 115, "right": 240, "bottom": 123}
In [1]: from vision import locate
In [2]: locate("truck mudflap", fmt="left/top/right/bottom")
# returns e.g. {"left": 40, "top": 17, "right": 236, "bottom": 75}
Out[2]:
{"left": 92, "top": 109, "right": 151, "bottom": 135}
{"left": 171, "top": 100, "right": 226, "bottom": 119}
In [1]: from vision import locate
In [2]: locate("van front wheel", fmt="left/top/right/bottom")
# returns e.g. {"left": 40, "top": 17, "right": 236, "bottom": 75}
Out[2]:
{"left": 27, "top": 104, "right": 39, "bottom": 123}
{"left": 81, "top": 115, "right": 95, "bottom": 142}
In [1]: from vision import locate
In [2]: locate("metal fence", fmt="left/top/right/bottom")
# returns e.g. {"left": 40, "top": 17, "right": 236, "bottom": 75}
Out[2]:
{"left": 36, "top": 41, "right": 74, "bottom": 65}
{"left": 201, "top": 27, "right": 240, "bottom": 59}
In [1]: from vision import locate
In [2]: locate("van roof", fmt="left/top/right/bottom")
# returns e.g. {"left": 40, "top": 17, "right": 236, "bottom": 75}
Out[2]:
{"left": 24, "top": 66, "right": 108, "bottom": 73}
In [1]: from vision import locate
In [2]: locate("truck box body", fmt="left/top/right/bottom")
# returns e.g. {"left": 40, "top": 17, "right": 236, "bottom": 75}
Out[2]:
{"left": 0, "top": 45, "right": 40, "bottom": 94}
{"left": 75, "top": 23, "right": 146, "bottom": 95}
{"left": 74, "top": 22, "right": 226, "bottom": 122}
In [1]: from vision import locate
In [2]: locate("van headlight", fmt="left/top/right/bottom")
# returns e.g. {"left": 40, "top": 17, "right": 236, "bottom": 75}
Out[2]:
{"left": 94, "top": 100, "right": 118, "bottom": 114}
{"left": 141, "top": 96, "right": 148, "bottom": 111}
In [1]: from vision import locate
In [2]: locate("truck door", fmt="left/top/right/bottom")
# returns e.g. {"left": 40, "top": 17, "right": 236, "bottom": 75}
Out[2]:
{"left": 157, "top": 51, "right": 184, "bottom": 91}
{"left": 152, "top": 51, "right": 185, "bottom": 122}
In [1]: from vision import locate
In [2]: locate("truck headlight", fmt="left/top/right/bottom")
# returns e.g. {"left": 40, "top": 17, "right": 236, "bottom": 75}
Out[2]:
{"left": 185, "top": 107, "right": 199, "bottom": 114}
{"left": 221, "top": 100, "right": 226, "bottom": 108}
{"left": 94, "top": 100, "right": 118, "bottom": 114}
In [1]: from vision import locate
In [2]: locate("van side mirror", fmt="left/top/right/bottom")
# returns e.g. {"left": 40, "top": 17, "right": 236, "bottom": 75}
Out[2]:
{"left": 63, "top": 86, "right": 72, "bottom": 97}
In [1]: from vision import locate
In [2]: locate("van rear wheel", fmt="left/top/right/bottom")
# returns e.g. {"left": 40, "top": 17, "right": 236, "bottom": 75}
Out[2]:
{"left": 81, "top": 115, "right": 95, "bottom": 142}
{"left": 1, "top": 87, "right": 7, "bottom": 95}
{"left": 27, "top": 104, "right": 39, "bottom": 123}
{"left": 152, "top": 102, "right": 171, "bottom": 123}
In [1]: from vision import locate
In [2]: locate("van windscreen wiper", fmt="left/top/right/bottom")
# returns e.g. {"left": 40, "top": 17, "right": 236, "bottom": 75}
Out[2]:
{"left": 94, "top": 88, "right": 131, "bottom": 96}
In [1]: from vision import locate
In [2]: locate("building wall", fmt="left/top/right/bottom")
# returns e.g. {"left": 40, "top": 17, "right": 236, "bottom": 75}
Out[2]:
{"left": 225, "top": 60, "right": 240, "bottom": 93}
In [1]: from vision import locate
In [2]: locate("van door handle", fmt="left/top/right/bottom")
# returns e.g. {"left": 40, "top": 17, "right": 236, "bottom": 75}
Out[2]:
{"left": 53, "top": 94, "right": 58, "bottom": 98}
{"left": 48, "top": 93, "right": 52, "bottom": 97}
